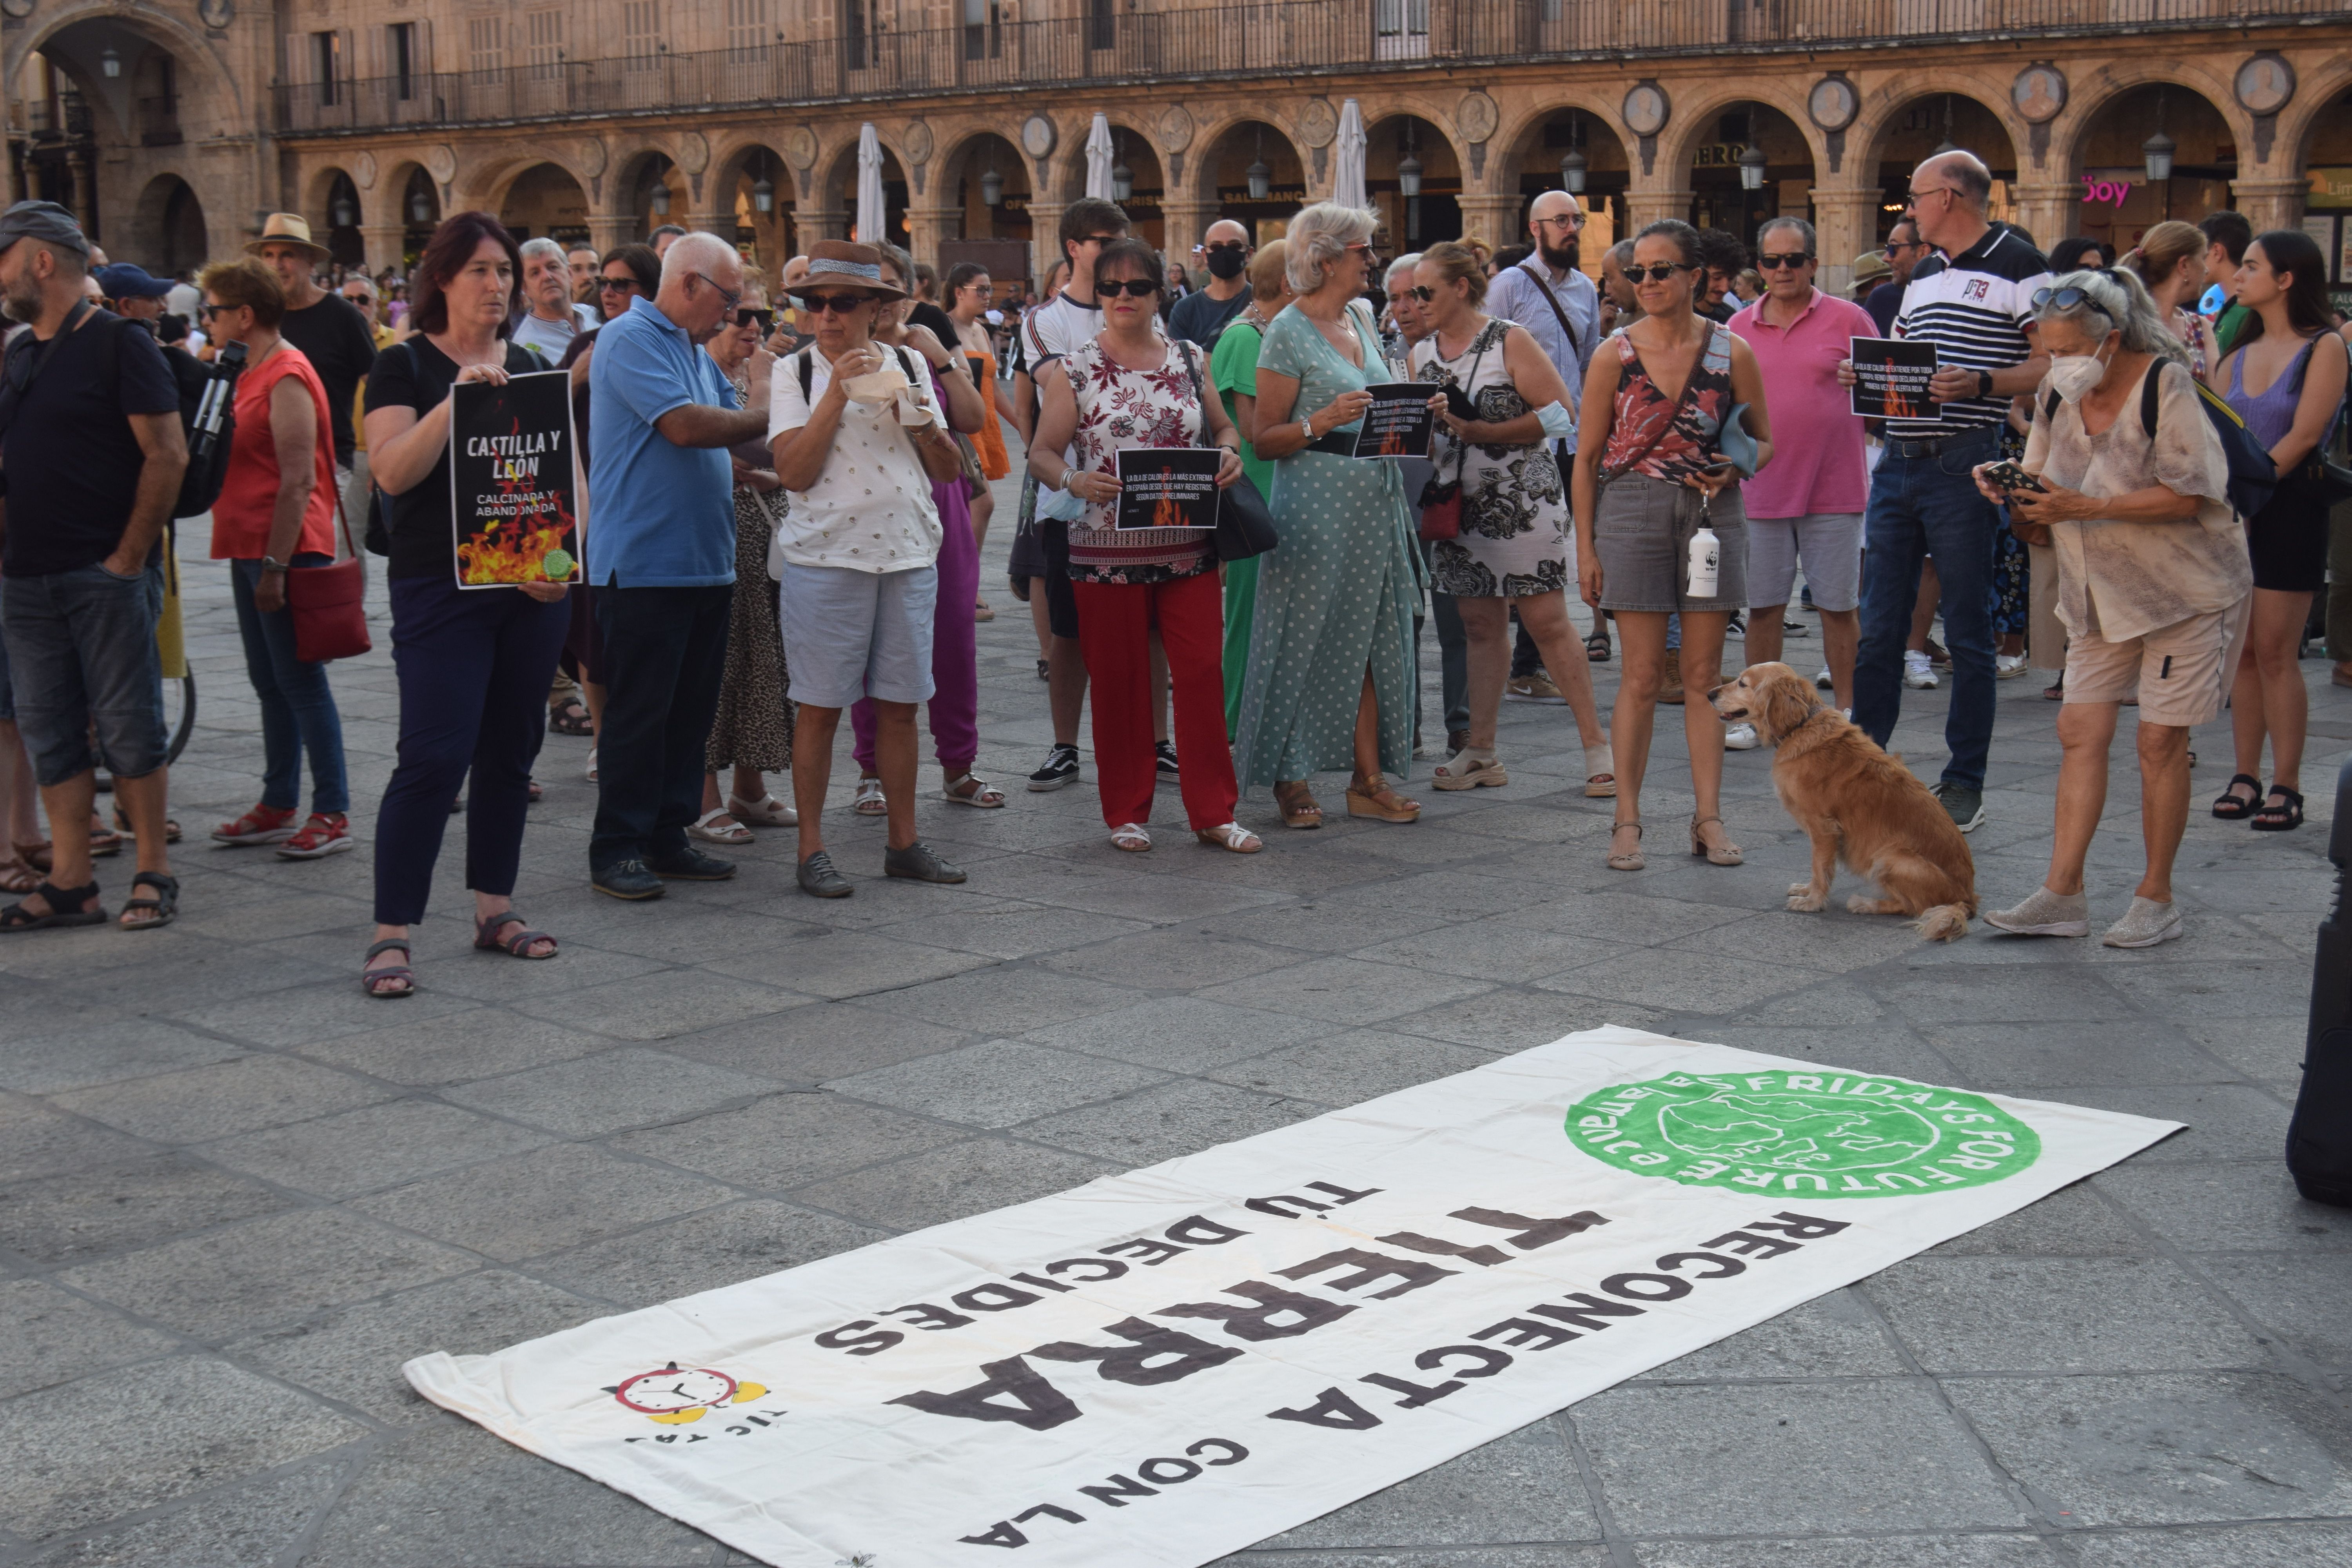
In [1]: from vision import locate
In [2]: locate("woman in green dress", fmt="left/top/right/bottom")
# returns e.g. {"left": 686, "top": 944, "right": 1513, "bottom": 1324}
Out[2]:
{"left": 1234, "top": 203, "right": 1432, "bottom": 828}
{"left": 1208, "top": 239, "right": 1294, "bottom": 735}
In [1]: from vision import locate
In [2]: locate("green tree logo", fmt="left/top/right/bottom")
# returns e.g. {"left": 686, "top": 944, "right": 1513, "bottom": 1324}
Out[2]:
{"left": 1564, "top": 1070, "right": 2040, "bottom": 1197}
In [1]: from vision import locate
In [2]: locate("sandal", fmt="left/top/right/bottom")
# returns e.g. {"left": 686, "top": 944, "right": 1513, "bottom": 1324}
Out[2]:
{"left": 117, "top": 871, "right": 179, "bottom": 930}
{"left": 942, "top": 771, "right": 1007, "bottom": 808}
{"left": 2250, "top": 786, "right": 2304, "bottom": 833}
{"left": 548, "top": 694, "right": 594, "bottom": 736}
{"left": 1585, "top": 629, "right": 1612, "bottom": 662}
{"left": 361, "top": 937, "right": 416, "bottom": 998}
{"left": 2211, "top": 773, "right": 2263, "bottom": 820}
{"left": 1036, "top": 658, "right": 1051, "bottom": 682}
{"left": 1607, "top": 821, "right": 1645, "bottom": 872}
{"left": 727, "top": 792, "right": 798, "bottom": 827}
{"left": 1274, "top": 781, "right": 1322, "bottom": 830}
{"left": 584, "top": 747, "right": 599, "bottom": 783}
{"left": 1196, "top": 821, "right": 1263, "bottom": 854}
{"left": 1431, "top": 748, "right": 1507, "bottom": 791}
{"left": 0, "top": 858, "right": 38, "bottom": 895}
{"left": 688, "top": 807, "right": 754, "bottom": 844}
{"left": 1109, "top": 822, "right": 1152, "bottom": 853}
{"left": 1346, "top": 773, "right": 1421, "bottom": 823}
{"left": 975, "top": 598, "right": 996, "bottom": 622}
{"left": 1584, "top": 740, "right": 1618, "bottom": 800}
{"left": 114, "top": 807, "right": 183, "bottom": 843}
{"left": 1690, "top": 813, "right": 1744, "bottom": 867}
{"left": 474, "top": 909, "right": 558, "bottom": 958}
{"left": 851, "top": 777, "right": 888, "bottom": 817}
{"left": 0, "top": 879, "right": 105, "bottom": 931}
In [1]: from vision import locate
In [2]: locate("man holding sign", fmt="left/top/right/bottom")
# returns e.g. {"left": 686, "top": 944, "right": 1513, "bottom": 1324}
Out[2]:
{"left": 1839, "top": 151, "right": 2049, "bottom": 834}
{"left": 1027, "top": 239, "right": 1258, "bottom": 857}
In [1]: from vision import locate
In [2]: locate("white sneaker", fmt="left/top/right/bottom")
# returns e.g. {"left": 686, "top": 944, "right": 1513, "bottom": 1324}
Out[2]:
{"left": 585, "top": 746, "right": 599, "bottom": 783}
{"left": 1723, "top": 722, "right": 1760, "bottom": 750}
{"left": 1814, "top": 668, "right": 1834, "bottom": 690}
{"left": 1903, "top": 652, "right": 1940, "bottom": 689}
{"left": 1996, "top": 653, "right": 2030, "bottom": 679}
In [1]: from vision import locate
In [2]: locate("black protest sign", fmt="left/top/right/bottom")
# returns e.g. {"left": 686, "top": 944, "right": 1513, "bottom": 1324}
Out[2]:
{"left": 1353, "top": 382, "right": 1437, "bottom": 459}
{"left": 449, "top": 368, "right": 580, "bottom": 587}
{"left": 1115, "top": 448, "right": 1221, "bottom": 530}
{"left": 1849, "top": 337, "right": 1940, "bottom": 420}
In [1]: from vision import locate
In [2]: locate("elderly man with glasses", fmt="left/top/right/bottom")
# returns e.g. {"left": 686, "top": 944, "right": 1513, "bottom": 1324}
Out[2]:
{"left": 1724, "top": 218, "right": 1879, "bottom": 739}
{"left": 583, "top": 232, "right": 775, "bottom": 901}
{"left": 1838, "top": 150, "right": 2051, "bottom": 833}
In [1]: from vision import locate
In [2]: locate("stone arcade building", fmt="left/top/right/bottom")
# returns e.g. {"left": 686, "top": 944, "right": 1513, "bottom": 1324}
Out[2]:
{"left": 8, "top": 2, "right": 2352, "bottom": 300}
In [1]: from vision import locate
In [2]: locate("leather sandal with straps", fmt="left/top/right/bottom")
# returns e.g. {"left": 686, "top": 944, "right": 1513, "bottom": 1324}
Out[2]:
{"left": 2211, "top": 774, "right": 2262, "bottom": 820}
{"left": 1274, "top": 780, "right": 1323, "bottom": 830}
{"left": 474, "top": 910, "right": 558, "bottom": 958}
{"left": 1109, "top": 822, "right": 1152, "bottom": 853}
{"left": 1195, "top": 821, "right": 1263, "bottom": 854}
{"left": 1690, "top": 813, "right": 1744, "bottom": 866}
{"left": 361, "top": 938, "right": 416, "bottom": 997}
{"left": 942, "top": 771, "right": 1007, "bottom": 808}
{"left": 1607, "top": 821, "right": 1646, "bottom": 872}
{"left": 851, "top": 777, "right": 888, "bottom": 816}
{"left": 1346, "top": 772, "right": 1421, "bottom": 823}
{"left": 2250, "top": 786, "right": 2304, "bottom": 833}
{"left": 1583, "top": 740, "right": 1617, "bottom": 799}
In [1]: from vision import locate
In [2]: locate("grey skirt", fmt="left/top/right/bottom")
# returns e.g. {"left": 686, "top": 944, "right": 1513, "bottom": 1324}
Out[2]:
{"left": 1594, "top": 471, "right": 1748, "bottom": 614}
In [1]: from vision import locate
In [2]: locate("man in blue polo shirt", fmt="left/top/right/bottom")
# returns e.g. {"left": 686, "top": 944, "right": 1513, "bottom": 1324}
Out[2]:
{"left": 587, "top": 232, "right": 772, "bottom": 900}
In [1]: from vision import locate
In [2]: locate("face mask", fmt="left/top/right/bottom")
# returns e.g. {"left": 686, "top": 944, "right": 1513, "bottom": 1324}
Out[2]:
{"left": 2047, "top": 340, "right": 2112, "bottom": 403}
{"left": 1204, "top": 247, "right": 1247, "bottom": 281}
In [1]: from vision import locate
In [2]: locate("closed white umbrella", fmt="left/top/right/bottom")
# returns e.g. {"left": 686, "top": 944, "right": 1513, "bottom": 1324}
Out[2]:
{"left": 856, "top": 122, "right": 885, "bottom": 243}
{"left": 1084, "top": 113, "right": 1114, "bottom": 201}
{"left": 1333, "top": 98, "right": 1368, "bottom": 210}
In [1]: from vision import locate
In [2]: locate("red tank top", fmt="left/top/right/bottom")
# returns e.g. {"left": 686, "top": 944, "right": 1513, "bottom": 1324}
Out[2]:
{"left": 209, "top": 343, "right": 338, "bottom": 561}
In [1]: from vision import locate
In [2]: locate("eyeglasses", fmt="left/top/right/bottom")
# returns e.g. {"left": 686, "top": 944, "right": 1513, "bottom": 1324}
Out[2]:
{"left": 1906, "top": 186, "right": 1959, "bottom": 207}
{"left": 1534, "top": 214, "right": 1586, "bottom": 231}
{"left": 801, "top": 292, "right": 874, "bottom": 315}
{"left": 598, "top": 276, "right": 643, "bottom": 292}
{"left": 736, "top": 307, "right": 774, "bottom": 330}
{"left": 1096, "top": 279, "right": 1160, "bottom": 298}
{"left": 1627, "top": 262, "right": 1698, "bottom": 284}
{"left": 1758, "top": 253, "right": 1813, "bottom": 270}
{"left": 687, "top": 271, "right": 742, "bottom": 314}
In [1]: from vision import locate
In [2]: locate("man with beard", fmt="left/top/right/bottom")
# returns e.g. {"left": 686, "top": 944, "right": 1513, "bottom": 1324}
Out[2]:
{"left": 1168, "top": 220, "right": 1254, "bottom": 352}
{"left": 1483, "top": 189, "right": 1597, "bottom": 703}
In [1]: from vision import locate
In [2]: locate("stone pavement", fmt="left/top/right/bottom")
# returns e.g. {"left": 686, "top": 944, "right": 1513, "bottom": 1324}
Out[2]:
{"left": 2, "top": 472, "right": 2348, "bottom": 1567}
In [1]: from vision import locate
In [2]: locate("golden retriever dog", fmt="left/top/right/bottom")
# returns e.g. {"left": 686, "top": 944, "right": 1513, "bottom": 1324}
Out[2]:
{"left": 1710, "top": 663, "right": 1977, "bottom": 941}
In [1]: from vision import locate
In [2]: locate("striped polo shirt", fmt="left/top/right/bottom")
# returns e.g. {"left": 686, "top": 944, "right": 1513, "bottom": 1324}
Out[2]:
{"left": 1888, "top": 223, "right": 2050, "bottom": 439}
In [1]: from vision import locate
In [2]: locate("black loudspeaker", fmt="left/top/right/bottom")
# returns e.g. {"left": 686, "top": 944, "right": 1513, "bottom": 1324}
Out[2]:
{"left": 2286, "top": 754, "right": 2352, "bottom": 1207}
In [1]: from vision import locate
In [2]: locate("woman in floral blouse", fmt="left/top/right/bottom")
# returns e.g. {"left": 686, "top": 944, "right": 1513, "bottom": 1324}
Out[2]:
{"left": 1028, "top": 239, "right": 1259, "bottom": 855}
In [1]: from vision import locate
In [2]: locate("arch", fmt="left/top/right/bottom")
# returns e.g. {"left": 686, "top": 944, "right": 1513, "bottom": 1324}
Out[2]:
{"left": 394, "top": 163, "right": 442, "bottom": 260}
{"left": 5, "top": 4, "right": 246, "bottom": 127}
{"left": 2281, "top": 66, "right": 2352, "bottom": 179}
{"left": 613, "top": 148, "right": 685, "bottom": 240}
{"left": 1658, "top": 94, "right": 1824, "bottom": 257}
{"left": 937, "top": 128, "right": 1033, "bottom": 254}
{"left": 1362, "top": 112, "right": 1467, "bottom": 250}
{"left": 1655, "top": 80, "right": 1828, "bottom": 198}
{"left": 2062, "top": 77, "right": 2242, "bottom": 253}
{"left": 1495, "top": 102, "right": 1637, "bottom": 257}
{"left": 1053, "top": 120, "right": 1167, "bottom": 248}
{"left": 127, "top": 173, "right": 205, "bottom": 276}
{"left": 708, "top": 139, "right": 795, "bottom": 270}
{"left": 1864, "top": 89, "right": 2021, "bottom": 246}
{"left": 1193, "top": 116, "right": 1307, "bottom": 240}
{"left": 821, "top": 136, "right": 911, "bottom": 248}
{"left": 2045, "top": 62, "right": 2250, "bottom": 184}
{"left": 304, "top": 165, "right": 365, "bottom": 267}
{"left": 498, "top": 162, "right": 592, "bottom": 246}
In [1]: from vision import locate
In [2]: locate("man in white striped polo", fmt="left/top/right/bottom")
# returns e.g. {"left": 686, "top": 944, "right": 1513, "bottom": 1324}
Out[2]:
{"left": 1843, "top": 149, "right": 2051, "bottom": 833}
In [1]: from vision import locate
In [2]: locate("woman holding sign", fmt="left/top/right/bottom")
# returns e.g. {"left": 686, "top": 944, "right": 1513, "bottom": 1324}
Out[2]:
{"left": 1570, "top": 219, "right": 1772, "bottom": 873}
{"left": 357, "top": 213, "right": 570, "bottom": 997}
{"left": 1027, "top": 238, "right": 1258, "bottom": 854}
{"left": 1407, "top": 241, "right": 1613, "bottom": 798}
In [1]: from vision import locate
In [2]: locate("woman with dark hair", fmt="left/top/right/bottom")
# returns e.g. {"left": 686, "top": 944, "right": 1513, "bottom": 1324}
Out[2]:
{"left": 2211, "top": 229, "right": 2348, "bottom": 833}
{"left": 1570, "top": 218, "right": 1772, "bottom": 873}
{"left": 2048, "top": 237, "right": 2114, "bottom": 273}
{"left": 1029, "top": 237, "right": 1258, "bottom": 853}
{"left": 357, "top": 213, "right": 570, "bottom": 996}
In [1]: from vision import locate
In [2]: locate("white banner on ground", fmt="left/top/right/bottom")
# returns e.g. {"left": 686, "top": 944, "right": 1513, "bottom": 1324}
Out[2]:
{"left": 407, "top": 1028, "right": 2176, "bottom": 1567}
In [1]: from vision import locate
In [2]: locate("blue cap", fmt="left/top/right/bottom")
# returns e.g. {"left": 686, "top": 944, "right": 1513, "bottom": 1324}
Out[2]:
{"left": 95, "top": 263, "right": 176, "bottom": 299}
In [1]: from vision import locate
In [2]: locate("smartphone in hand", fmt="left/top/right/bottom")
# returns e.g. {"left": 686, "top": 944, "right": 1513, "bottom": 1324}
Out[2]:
{"left": 1982, "top": 460, "right": 2045, "bottom": 494}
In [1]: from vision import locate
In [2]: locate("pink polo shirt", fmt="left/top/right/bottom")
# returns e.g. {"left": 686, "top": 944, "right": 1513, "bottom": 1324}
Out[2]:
{"left": 1727, "top": 288, "right": 1877, "bottom": 520}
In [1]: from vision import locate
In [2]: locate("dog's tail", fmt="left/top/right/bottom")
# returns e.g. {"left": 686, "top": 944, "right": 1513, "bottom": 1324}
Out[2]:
{"left": 1913, "top": 904, "right": 1970, "bottom": 943}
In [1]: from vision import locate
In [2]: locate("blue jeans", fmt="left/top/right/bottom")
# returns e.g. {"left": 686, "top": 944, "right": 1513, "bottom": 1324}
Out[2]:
{"left": 2, "top": 560, "right": 168, "bottom": 787}
{"left": 1851, "top": 426, "right": 2004, "bottom": 792}
{"left": 230, "top": 555, "right": 348, "bottom": 815}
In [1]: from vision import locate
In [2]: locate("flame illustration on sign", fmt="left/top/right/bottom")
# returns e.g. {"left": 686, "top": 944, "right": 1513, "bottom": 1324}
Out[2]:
{"left": 1150, "top": 467, "right": 1185, "bottom": 530}
{"left": 457, "top": 412, "right": 578, "bottom": 586}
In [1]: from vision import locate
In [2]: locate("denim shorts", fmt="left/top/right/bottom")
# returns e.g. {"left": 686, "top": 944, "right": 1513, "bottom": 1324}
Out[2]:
{"left": 780, "top": 562, "right": 938, "bottom": 708}
{"left": 2, "top": 560, "right": 169, "bottom": 786}
{"left": 1593, "top": 472, "right": 1748, "bottom": 614}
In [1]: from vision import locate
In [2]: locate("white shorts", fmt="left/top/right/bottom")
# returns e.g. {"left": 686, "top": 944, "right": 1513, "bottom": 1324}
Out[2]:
{"left": 2062, "top": 608, "right": 2232, "bottom": 728}
{"left": 780, "top": 563, "right": 937, "bottom": 708}
{"left": 1746, "top": 511, "right": 1864, "bottom": 612}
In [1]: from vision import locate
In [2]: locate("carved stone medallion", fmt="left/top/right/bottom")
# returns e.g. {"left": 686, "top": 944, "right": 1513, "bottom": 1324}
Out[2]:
{"left": 2012, "top": 64, "right": 2066, "bottom": 125}
{"left": 1455, "top": 91, "right": 1499, "bottom": 146}
{"left": 1808, "top": 76, "right": 1859, "bottom": 134}
{"left": 1157, "top": 105, "right": 1193, "bottom": 154}
{"left": 783, "top": 127, "right": 817, "bottom": 172}
{"left": 425, "top": 143, "right": 456, "bottom": 183}
{"left": 1021, "top": 114, "right": 1057, "bottom": 161}
{"left": 578, "top": 137, "right": 608, "bottom": 179}
{"left": 1295, "top": 99, "right": 1338, "bottom": 150}
{"left": 2235, "top": 53, "right": 2296, "bottom": 118}
{"left": 677, "top": 132, "right": 711, "bottom": 176}
{"left": 1621, "top": 82, "right": 1669, "bottom": 139}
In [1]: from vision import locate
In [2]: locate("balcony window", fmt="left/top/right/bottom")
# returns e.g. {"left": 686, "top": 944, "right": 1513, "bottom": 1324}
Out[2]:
{"left": 1089, "top": 0, "right": 1115, "bottom": 52}
{"left": 963, "top": 0, "right": 1000, "bottom": 62}
{"left": 1374, "top": 0, "right": 1429, "bottom": 60}
{"left": 313, "top": 31, "right": 341, "bottom": 107}
{"left": 389, "top": 23, "right": 416, "bottom": 100}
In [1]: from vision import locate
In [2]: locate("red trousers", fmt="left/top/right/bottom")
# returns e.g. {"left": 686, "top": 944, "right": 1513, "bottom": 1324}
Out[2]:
{"left": 1074, "top": 572, "right": 1238, "bottom": 831}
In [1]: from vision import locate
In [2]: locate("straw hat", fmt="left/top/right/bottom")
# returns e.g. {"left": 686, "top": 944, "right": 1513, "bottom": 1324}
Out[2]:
{"left": 1850, "top": 250, "right": 1892, "bottom": 287}
{"left": 803, "top": 239, "right": 906, "bottom": 301}
{"left": 245, "top": 212, "right": 331, "bottom": 263}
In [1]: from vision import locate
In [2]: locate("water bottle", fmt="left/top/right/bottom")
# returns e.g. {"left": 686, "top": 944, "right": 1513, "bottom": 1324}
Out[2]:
{"left": 1686, "top": 524, "right": 1721, "bottom": 599}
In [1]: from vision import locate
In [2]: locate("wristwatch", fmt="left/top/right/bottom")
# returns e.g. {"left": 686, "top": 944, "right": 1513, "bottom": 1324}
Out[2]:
{"left": 1975, "top": 369, "right": 1994, "bottom": 398}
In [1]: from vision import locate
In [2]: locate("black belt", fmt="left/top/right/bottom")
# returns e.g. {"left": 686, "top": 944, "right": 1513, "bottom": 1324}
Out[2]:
{"left": 1884, "top": 427, "right": 1999, "bottom": 460}
{"left": 1304, "top": 430, "right": 1359, "bottom": 457}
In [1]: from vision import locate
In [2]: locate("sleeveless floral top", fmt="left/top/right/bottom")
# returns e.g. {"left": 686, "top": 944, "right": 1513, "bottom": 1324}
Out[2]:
{"left": 1600, "top": 323, "right": 1736, "bottom": 485}
{"left": 1060, "top": 336, "right": 1215, "bottom": 584}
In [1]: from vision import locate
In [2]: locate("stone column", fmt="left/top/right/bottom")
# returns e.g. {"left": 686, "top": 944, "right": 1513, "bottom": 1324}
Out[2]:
{"left": 688, "top": 209, "right": 736, "bottom": 239}
{"left": 1455, "top": 193, "right": 1523, "bottom": 250}
{"left": 1624, "top": 188, "right": 1695, "bottom": 233}
{"left": 1809, "top": 187, "right": 1881, "bottom": 299}
{"left": 65, "top": 152, "right": 93, "bottom": 235}
{"left": 585, "top": 215, "right": 633, "bottom": 258}
{"left": 359, "top": 222, "right": 408, "bottom": 276}
{"left": 1027, "top": 200, "right": 1067, "bottom": 290}
{"left": 800, "top": 207, "right": 849, "bottom": 243}
{"left": 1158, "top": 199, "right": 1214, "bottom": 275}
{"left": 2231, "top": 176, "right": 2307, "bottom": 233}
{"left": 904, "top": 203, "right": 960, "bottom": 270}
{"left": 2007, "top": 183, "right": 2076, "bottom": 257}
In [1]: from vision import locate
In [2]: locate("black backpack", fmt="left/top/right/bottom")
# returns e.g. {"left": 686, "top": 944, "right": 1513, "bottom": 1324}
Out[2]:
{"left": 2042, "top": 358, "right": 2276, "bottom": 518}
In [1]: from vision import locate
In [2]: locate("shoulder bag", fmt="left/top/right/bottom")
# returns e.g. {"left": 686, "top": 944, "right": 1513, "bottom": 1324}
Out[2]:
{"left": 1416, "top": 328, "right": 1495, "bottom": 542}
{"left": 1174, "top": 338, "right": 1278, "bottom": 561}
{"left": 286, "top": 487, "right": 372, "bottom": 664}
{"left": 1513, "top": 261, "right": 1583, "bottom": 362}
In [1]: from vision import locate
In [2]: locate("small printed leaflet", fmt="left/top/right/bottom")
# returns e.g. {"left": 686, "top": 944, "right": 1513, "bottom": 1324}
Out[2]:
{"left": 1353, "top": 383, "right": 1436, "bottom": 459}
{"left": 1848, "top": 338, "right": 1940, "bottom": 420}
{"left": 1114, "top": 448, "right": 1221, "bottom": 530}
{"left": 450, "top": 369, "right": 580, "bottom": 587}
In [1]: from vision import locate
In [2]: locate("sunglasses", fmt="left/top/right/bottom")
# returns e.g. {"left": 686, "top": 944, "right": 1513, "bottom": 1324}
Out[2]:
{"left": 2030, "top": 283, "right": 2115, "bottom": 313}
{"left": 802, "top": 292, "right": 875, "bottom": 315}
{"left": 1884, "top": 239, "right": 1923, "bottom": 254}
{"left": 736, "top": 307, "right": 774, "bottom": 330}
{"left": 1202, "top": 241, "right": 1248, "bottom": 255}
{"left": 1097, "top": 279, "right": 1160, "bottom": 298}
{"left": 1758, "top": 253, "right": 1813, "bottom": 270}
{"left": 197, "top": 302, "right": 240, "bottom": 318}
{"left": 1406, "top": 285, "right": 1443, "bottom": 302}
{"left": 598, "top": 276, "right": 644, "bottom": 292}
{"left": 1078, "top": 233, "right": 1124, "bottom": 247}
{"left": 1628, "top": 262, "right": 1697, "bottom": 284}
